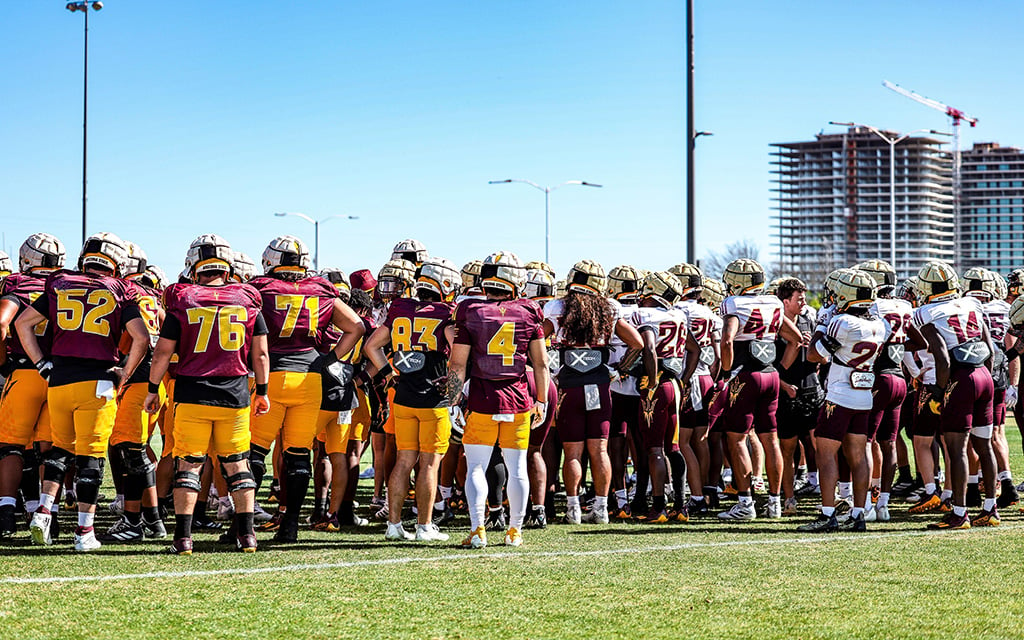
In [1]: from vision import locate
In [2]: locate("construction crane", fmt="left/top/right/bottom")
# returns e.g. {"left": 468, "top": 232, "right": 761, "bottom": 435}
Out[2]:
{"left": 883, "top": 80, "right": 977, "bottom": 268}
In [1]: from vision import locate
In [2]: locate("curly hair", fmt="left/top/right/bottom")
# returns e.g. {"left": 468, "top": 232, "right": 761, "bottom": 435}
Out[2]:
{"left": 561, "top": 291, "right": 616, "bottom": 346}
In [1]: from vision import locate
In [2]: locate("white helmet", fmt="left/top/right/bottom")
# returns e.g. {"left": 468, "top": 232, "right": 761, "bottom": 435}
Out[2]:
{"left": 391, "top": 239, "right": 428, "bottom": 265}
{"left": 0, "top": 251, "right": 11, "bottom": 276}
{"left": 186, "top": 234, "right": 234, "bottom": 277}
{"left": 523, "top": 268, "right": 556, "bottom": 302}
{"left": 232, "top": 252, "right": 257, "bottom": 283}
{"left": 321, "top": 268, "right": 351, "bottom": 302}
{"left": 123, "top": 241, "right": 149, "bottom": 278}
{"left": 855, "top": 259, "right": 897, "bottom": 294}
{"left": 481, "top": 251, "right": 527, "bottom": 296}
{"left": 262, "top": 235, "right": 311, "bottom": 276}
{"left": 962, "top": 267, "right": 998, "bottom": 302}
{"left": 19, "top": 233, "right": 65, "bottom": 274}
{"left": 416, "top": 257, "right": 461, "bottom": 301}
{"left": 79, "top": 232, "right": 129, "bottom": 276}
{"left": 138, "top": 264, "right": 168, "bottom": 290}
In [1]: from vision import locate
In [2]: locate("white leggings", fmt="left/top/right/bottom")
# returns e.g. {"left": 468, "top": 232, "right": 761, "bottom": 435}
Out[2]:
{"left": 464, "top": 444, "right": 529, "bottom": 531}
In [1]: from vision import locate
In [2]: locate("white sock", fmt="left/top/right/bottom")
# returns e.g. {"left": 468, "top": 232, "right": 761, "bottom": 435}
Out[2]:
{"left": 0, "top": 497, "right": 16, "bottom": 508}
{"left": 567, "top": 495, "right": 580, "bottom": 509}
{"left": 838, "top": 482, "right": 852, "bottom": 498}
{"left": 940, "top": 489, "right": 952, "bottom": 501}
{"left": 851, "top": 507, "right": 864, "bottom": 519}
{"left": 39, "top": 494, "right": 55, "bottom": 512}
{"left": 501, "top": 447, "right": 529, "bottom": 530}
{"left": 998, "top": 470, "right": 1012, "bottom": 482}
{"left": 433, "top": 500, "right": 445, "bottom": 511}
{"left": 952, "top": 505, "right": 967, "bottom": 517}
{"left": 25, "top": 500, "right": 39, "bottom": 513}
{"left": 968, "top": 474, "right": 979, "bottom": 484}
{"left": 876, "top": 492, "right": 890, "bottom": 509}
{"left": 78, "top": 511, "right": 94, "bottom": 529}
{"left": 821, "top": 506, "right": 835, "bottom": 516}
{"left": 768, "top": 494, "right": 780, "bottom": 506}
{"left": 739, "top": 495, "right": 753, "bottom": 506}
{"left": 808, "top": 472, "right": 819, "bottom": 487}
{"left": 463, "top": 444, "right": 492, "bottom": 531}
{"left": 924, "top": 482, "right": 936, "bottom": 495}
{"left": 439, "top": 485, "right": 452, "bottom": 501}
{"left": 984, "top": 498, "right": 996, "bottom": 511}
{"left": 594, "top": 496, "right": 608, "bottom": 512}
{"left": 615, "top": 489, "right": 627, "bottom": 508}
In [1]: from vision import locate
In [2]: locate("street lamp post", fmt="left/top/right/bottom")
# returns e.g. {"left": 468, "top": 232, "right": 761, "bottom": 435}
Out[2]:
{"left": 273, "top": 212, "right": 359, "bottom": 270}
{"left": 829, "top": 122, "right": 949, "bottom": 271}
{"left": 487, "top": 179, "right": 602, "bottom": 264}
{"left": 688, "top": 130, "right": 714, "bottom": 264}
{"left": 66, "top": 1, "right": 103, "bottom": 245}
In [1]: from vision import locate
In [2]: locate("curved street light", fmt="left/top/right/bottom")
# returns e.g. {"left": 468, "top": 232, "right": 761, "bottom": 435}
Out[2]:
{"left": 273, "top": 212, "right": 359, "bottom": 270}
{"left": 66, "top": 0, "right": 103, "bottom": 244}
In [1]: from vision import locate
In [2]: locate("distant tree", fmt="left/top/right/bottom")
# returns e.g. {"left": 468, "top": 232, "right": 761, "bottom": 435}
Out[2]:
{"left": 700, "top": 239, "right": 762, "bottom": 281}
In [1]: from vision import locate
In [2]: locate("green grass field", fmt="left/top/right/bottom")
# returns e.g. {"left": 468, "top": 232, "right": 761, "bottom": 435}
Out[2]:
{"left": 4, "top": 427, "right": 1024, "bottom": 640}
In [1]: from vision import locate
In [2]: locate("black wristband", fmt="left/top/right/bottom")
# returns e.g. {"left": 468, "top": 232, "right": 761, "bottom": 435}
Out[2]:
{"left": 1005, "top": 345, "right": 1020, "bottom": 363}
{"left": 373, "top": 363, "right": 394, "bottom": 385}
{"left": 148, "top": 382, "right": 160, "bottom": 394}
{"left": 255, "top": 383, "right": 268, "bottom": 396}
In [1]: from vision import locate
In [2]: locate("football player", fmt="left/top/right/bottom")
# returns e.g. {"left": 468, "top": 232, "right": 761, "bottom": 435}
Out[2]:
{"left": 717, "top": 259, "right": 802, "bottom": 521}
{"left": 449, "top": 252, "right": 549, "bottom": 548}
{"left": 633, "top": 271, "right": 699, "bottom": 522}
{"left": 247, "top": 236, "right": 365, "bottom": 542}
{"left": 101, "top": 242, "right": 169, "bottom": 543}
{"left": 143, "top": 234, "right": 270, "bottom": 554}
{"left": 365, "top": 257, "right": 459, "bottom": 542}
{"left": 543, "top": 260, "right": 643, "bottom": 525}
{"left": 522, "top": 267, "right": 558, "bottom": 526}
{"left": 0, "top": 233, "right": 65, "bottom": 539}
{"left": 0, "top": 251, "right": 10, "bottom": 279}
{"left": 914, "top": 261, "right": 997, "bottom": 529}
{"left": 391, "top": 239, "right": 428, "bottom": 267}
{"left": 231, "top": 252, "right": 257, "bottom": 283}
{"left": 459, "top": 260, "right": 485, "bottom": 300}
{"left": 16, "top": 232, "right": 150, "bottom": 551}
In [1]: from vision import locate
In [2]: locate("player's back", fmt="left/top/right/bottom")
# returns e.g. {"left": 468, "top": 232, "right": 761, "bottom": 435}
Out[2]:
{"left": 722, "top": 294, "right": 783, "bottom": 342}
{"left": 455, "top": 297, "right": 542, "bottom": 381}
{"left": 249, "top": 275, "right": 339, "bottom": 355}
{"left": 45, "top": 270, "right": 135, "bottom": 363}
{"left": 163, "top": 282, "right": 262, "bottom": 378}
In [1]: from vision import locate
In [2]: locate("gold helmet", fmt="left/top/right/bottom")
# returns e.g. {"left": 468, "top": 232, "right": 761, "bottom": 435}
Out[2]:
{"left": 377, "top": 258, "right": 416, "bottom": 301}
{"left": 962, "top": 267, "right": 998, "bottom": 302}
{"left": 461, "top": 260, "right": 483, "bottom": 290}
{"left": 1006, "top": 269, "right": 1024, "bottom": 297}
{"left": 669, "top": 262, "right": 704, "bottom": 297}
{"left": 765, "top": 277, "right": 786, "bottom": 296}
{"left": 640, "top": 270, "right": 684, "bottom": 308}
{"left": 416, "top": 256, "right": 461, "bottom": 301}
{"left": 895, "top": 277, "right": 920, "bottom": 307}
{"left": 822, "top": 268, "right": 853, "bottom": 306}
{"left": 1010, "top": 297, "right": 1024, "bottom": 331}
{"left": 917, "top": 260, "right": 960, "bottom": 303}
{"left": 606, "top": 265, "right": 643, "bottom": 302}
{"left": 994, "top": 271, "right": 1008, "bottom": 301}
{"left": 834, "top": 269, "right": 877, "bottom": 312}
{"left": 555, "top": 279, "right": 568, "bottom": 298}
{"left": 566, "top": 259, "right": 607, "bottom": 296}
{"left": 855, "top": 259, "right": 897, "bottom": 293}
{"left": 523, "top": 268, "right": 556, "bottom": 302}
{"left": 481, "top": 251, "right": 526, "bottom": 296}
{"left": 702, "top": 278, "right": 726, "bottom": 309}
{"left": 722, "top": 258, "right": 766, "bottom": 296}
{"left": 525, "top": 260, "right": 556, "bottom": 279}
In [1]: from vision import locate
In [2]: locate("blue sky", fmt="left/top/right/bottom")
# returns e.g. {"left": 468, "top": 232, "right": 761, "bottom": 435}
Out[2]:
{"left": 2, "top": 1, "right": 1021, "bottom": 279}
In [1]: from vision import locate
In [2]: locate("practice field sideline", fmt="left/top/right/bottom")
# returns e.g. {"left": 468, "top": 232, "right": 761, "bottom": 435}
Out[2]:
{"left": 3, "top": 427, "right": 1024, "bottom": 640}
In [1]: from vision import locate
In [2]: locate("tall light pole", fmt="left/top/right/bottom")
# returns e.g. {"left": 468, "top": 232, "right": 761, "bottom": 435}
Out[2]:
{"left": 273, "top": 212, "right": 359, "bottom": 270}
{"left": 689, "top": 130, "right": 714, "bottom": 264}
{"left": 487, "top": 179, "right": 602, "bottom": 264}
{"left": 685, "top": 0, "right": 695, "bottom": 263}
{"left": 829, "top": 122, "right": 949, "bottom": 271}
{"left": 67, "top": 1, "right": 103, "bottom": 245}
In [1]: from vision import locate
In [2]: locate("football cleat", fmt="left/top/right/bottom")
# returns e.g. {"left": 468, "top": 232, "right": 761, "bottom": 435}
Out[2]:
{"left": 273, "top": 518, "right": 299, "bottom": 543}
{"left": 718, "top": 502, "right": 756, "bottom": 521}
{"left": 612, "top": 505, "right": 633, "bottom": 520}
{"left": 485, "top": 508, "right": 508, "bottom": 531}
{"left": 525, "top": 506, "right": 548, "bottom": 529}
{"left": 73, "top": 527, "right": 102, "bottom": 552}
{"left": 142, "top": 516, "right": 168, "bottom": 539}
{"left": 168, "top": 537, "right": 193, "bottom": 555}
{"left": 217, "top": 499, "right": 235, "bottom": 521}
{"left": 722, "top": 258, "right": 766, "bottom": 296}
{"left": 107, "top": 495, "right": 124, "bottom": 517}
{"left": 385, "top": 521, "right": 414, "bottom": 541}
{"left": 870, "top": 505, "right": 891, "bottom": 522}
{"left": 29, "top": 511, "right": 53, "bottom": 546}
{"left": 927, "top": 512, "right": 970, "bottom": 530}
{"left": 98, "top": 517, "right": 143, "bottom": 544}
{"left": 686, "top": 499, "right": 709, "bottom": 518}
{"left": 997, "top": 479, "right": 1020, "bottom": 509}
{"left": 566, "top": 259, "right": 607, "bottom": 296}
{"left": 432, "top": 504, "right": 455, "bottom": 527}
{"left": 761, "top": 500, "right": 782, "bottom": 519}
{"left": 891, "top": 477, "right": 917, "bottom": 498}
{"left": 782, "top": 497, "right": 799, "bottom": 516}
{"left": 908, "top": 494, "right": 942, "bottom": 514}
{"left": 0, "top": 505, "right": 16, "bottom": 538}
{"left": 640, "top": 270, "right": 685, "bottom": 308}
{"left": 582, "top": 507, "right": 610, "bottom": 525}
{"left": 796, "top": 513, "right": 839, "bottom": 533}
{"left": 79, "top": 232, "right": 129, "bottom": 276}
{"left": 19, "top": 232, "right": 66, "bottom": 274}
{"left": 645, "top": 509, "right": 670, "bottom": 524}
{"left": 970, "top": 508, "right": 1000, "bottom": 527}
{"left": 256, "top": 510, "right": 283, "bottom": 532}
{"left": 966, "top": 483, "right": 982, "bottom": 508}
{"left": 838, "top": 514, "right": 866, "bottom": 532}
{"left": 314, "top": 514, "right": 340, "bottom": 532}
{"left": 414, "top": 523, "right": 449, "bottom": 542}
{"left": 461, "top": 526, "right": 487, "bottom": 549}
{"left": 192, "top": 512, "right": 224, "bottom": 531}
{"left": 938, "top": 498, "right": 953, "bottom": 513}
{"left": 834, "top": 496, "right": 853, "bottom": 516}
{"left": 751, "top": 476, "right": 767, "bottom": 494}
{"left": 262, "top": 235, "right": 311, "bottom": 276}
{"left": 504, "top": 527, "right": 523, "bottom": 547}
{"left": 562, "top": 504, "right": 582, "bottom": 525}
{"left": 236, "top": 533, "right": 258, "bottom": 552}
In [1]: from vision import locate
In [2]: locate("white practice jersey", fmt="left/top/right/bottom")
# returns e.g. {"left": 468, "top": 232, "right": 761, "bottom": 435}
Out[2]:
{"left": 816, "top": 313, "right": 892, "bottom": 410}
{"left": 632, "top": 305, "right": 691, "bottom": 360}
{"left": 610, "top": 302, "right": 640, "bottom": 396}
{"left": 913, "top": 296, "right": 986, "bottom": 351}
{"left": 721, "top": 294, "right": 784, "bottom": 342}
{"left": 677, "top": 299, "right": 721, "bottom": 377}
{"left": 815, "top": 304, "right": 836, "bottom": 334}
{"left": 982, "top": 298, "right": 1011, "bottom": 345}
{"left": 544, "top": 297, "right": 623, "bottom": 346}
{"left": 870, "top": 298, "right": 914, "bottom": 345}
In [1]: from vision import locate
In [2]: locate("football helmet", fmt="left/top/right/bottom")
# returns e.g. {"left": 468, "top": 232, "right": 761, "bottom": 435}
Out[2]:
{"left": 702, "top": 278, "right": 726, "bottom": 309}
{"left": 0, "top": 251, "right": 11, "bottom": 277}
{"left": 855, "top": 259, "right": 897, "bottom": 294}
{"left": 962, "top": 267, "right": 998, "bottom": 302}
{"left": 139, "top": 265, "right": 168, "bottom": 291}
{"left": 1007, "top": 269, "right": 1024, "bottom": 297}
{"left": 669, "top": 263, "right": 704, "bottom": 297}
{"left": 917, "top": 261, "right": 960, "bottom": 303}
{"left": 821, "top": 268, "right": 852, "bottom": 306}
{"left": 555, "top": 279, "right": 568, "bottom": 298}
{"left": 765, "top": 277, "right": 786, "bottom": 297}
{"left": 19, "top": 233, "right": 65, "bottom": 274}
{"left": 391, "top": 239, "right": 428, "bottom": 266}
{"left": 232, "top": 252, "right": 257, "bottom": 283}
{"left": 377, "top": 258, "right": 416, "bottom": 301}
{"left": 186, "top": 234, "right": 234, "bottom": 277}
{"left": 994, "top": 271, "right": 1008, "bottom": 301}
{"left": 480, "top": 251, "right": 526, "bottom": 296}
{"left": 834, "top": 269, "right": 877, "bottom": 312}
{"left": 123, "top": 242, "right": 149, "bottom": 278}
{"left": 262, "top": 235, "right": 311, "bottom": 276}
{"left": 525, "top": 260, "right": 556, "bottom": 278}
{"left": 1010, "top": 297, "right": 1024, "bottom": 331}
{"left": 523, "top": 268, "right": 556, "bottom": 302}
{"left": 321, "top": 268, "right": 351, "bottom": 301}
{"left": 566, "top": 259, "right": 606, "bottom": 296}
{"left": 416, "top": 257, "right": 461, "bottom": 301}
{"left": 461, "top": 260, "right": 483, "bottom": 290}
{"left": 79, "top": 232, "right": 129, "bottom": 276}
{"left": 722, "top": 258, "right": 766, "bottom": 296}
{"left": 606, "top": 265, "right": 643, "bottom": 301}
{"left": 895, "top": 277, "right": 919, "bottom": 307}
{"left": 640, "top": 270, "right": 684, "bottom": 308}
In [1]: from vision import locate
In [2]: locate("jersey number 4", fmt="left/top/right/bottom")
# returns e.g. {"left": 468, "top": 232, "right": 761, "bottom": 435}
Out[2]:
{"left": 486, "top": 321, "right": 516, "bottom": 366}
{"left": 743, "top": 308, "right": 781, "bottom": 338}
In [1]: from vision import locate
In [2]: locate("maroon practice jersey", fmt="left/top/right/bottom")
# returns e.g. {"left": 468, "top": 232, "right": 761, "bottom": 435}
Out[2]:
{"left": 34, "top": 270, "right": 139, "bottom": 363}
{"left": 1, "top": 272, "right": 51, "bottom": 360}
{"left": 249, "top": 276, "right": 340, "bottom": 354}
{"left": 163, "top": 282, "right": 263, "bottom": 378}
{"left": 454, "top": 297, "right": 544, "bottom": 414}
{"left": 385, "top": 297, "right": 454, "bottom": 408}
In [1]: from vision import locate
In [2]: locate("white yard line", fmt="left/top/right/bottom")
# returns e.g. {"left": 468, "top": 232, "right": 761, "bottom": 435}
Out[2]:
{"left": 4, "top": 524, "right": 1019, "bottom": 586}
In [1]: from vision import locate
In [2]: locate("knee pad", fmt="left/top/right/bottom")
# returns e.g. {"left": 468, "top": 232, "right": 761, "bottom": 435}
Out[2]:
{"left": 249, "top": 444, "right": 269, "bottom": 485}
{"left": 218, "top": 451, "right": 249, "bottom": 464}
{"left": 225, "top": 469, "right": 257, "bottom": 493}
{"left": 115, "top": 442, "right": 156, "bottom": 477}
{"left": 172, "top": 457, "right": 204, "bottom": 492}
{"left": 42, "top": 448, "right": 74, "bottom": 484}
{"left": 972, "top": 424, "right": 994, "bottom": 440}
{"left": 0, "top": 444, "right": 24, "bottom": 463}
{"left": 21, "top": 447, "right": 38, "bottom": 472}
{"left": 75, "top": 455, "right": 106, "bottom": 504}
{"left": 283, "top": 448, "right": 312, "bottom": 479}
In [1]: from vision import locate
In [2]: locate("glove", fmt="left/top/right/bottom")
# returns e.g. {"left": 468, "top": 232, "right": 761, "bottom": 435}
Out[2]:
{"left": 1006, "top": 386, "right": 1018, "bottom": 410}
{"left": 530, "top": 401, "right": 548, "bottom": 430}
{"left": 35, "top": 358, "right": 53, "bottom": 381}
{"left": 448, "top": 405, "right": 466, "bottom": 435}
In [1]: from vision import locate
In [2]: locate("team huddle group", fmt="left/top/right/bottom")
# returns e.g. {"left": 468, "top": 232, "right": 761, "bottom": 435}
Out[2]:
{"left": 1, "top": 229, "right": 1023, "bottom": 556}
